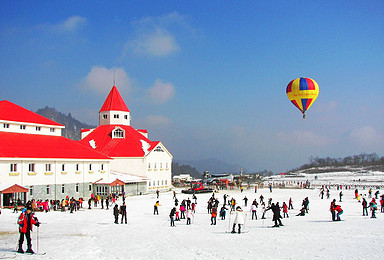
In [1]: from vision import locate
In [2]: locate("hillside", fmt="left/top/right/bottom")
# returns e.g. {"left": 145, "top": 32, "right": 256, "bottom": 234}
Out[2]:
{"left": 35, "top": 106, "right": 95, "bottom": 140}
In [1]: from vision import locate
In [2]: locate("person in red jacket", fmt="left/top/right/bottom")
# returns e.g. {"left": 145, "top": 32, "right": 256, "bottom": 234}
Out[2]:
{"left": 211, "top": 207, "right": 217, "bottom": 225}
{"left": 330, "top": 199, "right": 336, "bottom": 221}
{"left": 17, "top": 205, "right": 40, "bottom": 254}
{"left": 334, "top": 204, "right": 343, "bottom": 221}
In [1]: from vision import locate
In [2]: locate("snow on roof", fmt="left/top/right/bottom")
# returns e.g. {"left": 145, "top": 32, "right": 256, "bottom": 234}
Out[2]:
{"left": 0, "top": 131, "right": 111, "bottom": 160}
{"left": 80, "top": 125, "right": 160, "bottom": 157}
{"left": 0, "top": 100, "right": 64, "bottom": 127}
{"left": 99, "top": 86, "right": 130, "bottom": 112}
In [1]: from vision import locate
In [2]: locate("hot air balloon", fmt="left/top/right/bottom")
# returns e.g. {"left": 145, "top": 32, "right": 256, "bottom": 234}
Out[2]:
{"left": 286, "top": 77, "right": 319, "bottom": 118}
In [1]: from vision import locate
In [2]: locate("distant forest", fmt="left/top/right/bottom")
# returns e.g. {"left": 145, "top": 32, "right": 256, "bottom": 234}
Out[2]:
{"left": 290, "top": 153, "right": 384, "bottom": 173}
{"left": 172, "top": 162, "right": 201, "bottom": 179}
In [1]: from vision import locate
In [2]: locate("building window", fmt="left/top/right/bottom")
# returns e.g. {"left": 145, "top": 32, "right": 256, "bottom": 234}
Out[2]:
{"left": 47, "top": 185, "right": 50, "bottom": 195}
{"left": 76, "top": 184, "right": 79, "bottom": 193}
{"left": 101, "top": 164, "right": 104, "bottom": 171}
{"left": 29, "top": 186, "right": 33, "bottom": 196}
{"left": 61, "top": 184, "right": 65, "bottom": 194}
{"left": 10, "top": 163, "right": 17, "bottom": 172}
{"left": 114, "top": 114, "right": 119, "bottom": 119}
{"left": 113, "top": 128, "right": 124, "bottom": 138}
{"left": 165, "top": 180, "right": 167, "bottom": 185}
{"left": 89, "top": 164, "right": 92, "bottom": 171}
{"left": 148, "top": 181, "right": 151, "bottom": 187}
{"left": 76, "top": 164, "right": 79, "bottom": 171}
{"left": 62, "top": 164, "right": 65, "bottom": 171}
{"left": 3, "top": 123, "right": 10, "bottom": 128}
{"left": 153, "top": 181, "right": 155, "bottom": 186}
{"left": 36, "top": 126, "right": 41, "bottom": 131}
{"left": 160, "top": 163, "right": 163, "bottom": 169}
{"left": 154, "top": 163, "right": 157, "bottom": 169}
{"left": 124, "top": 115, "right": 128, "bottom": 120}
{"left": 20, "top": 125, "right": 26, "bottom": 130}
{"left": 50, "top": 128, "right": 55, "bottom": 132}
{"left": 89, "top": 184, "right": 92, "bottom": 191}
{"left": 166, "top": 163, "right": 168, "bottom": 169}
{"left": 162, "top": 180, "right": 164, "bottom": 185}
{"left": 103, "top": 114, "right": 107, "bottom": 119}
{"left": 148, "top": 163, "right": 151, "bottom": 169}
{"left": 157, "top": 181, "right": 160, "bottom": 186}
{"left": 45, "top": 164, "right": 51, "bottom": 172}
{"left": 28, "top": 163, "right": 35, "bottom": 172}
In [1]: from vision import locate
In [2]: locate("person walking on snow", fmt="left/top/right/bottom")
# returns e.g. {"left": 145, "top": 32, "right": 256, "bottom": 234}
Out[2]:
{"left": 231, "top": 206, "right": 246, "bottom": 233}
{"left": 243, "top": 196, "right": 248, "bottom": 207}
{"left": 330, "top": 199, "right": 336, "bottom": 221}
{"left": 17, "top": 205, "right": 40, "bottom": 254}
{"left": 220, "top": 205, "right": 227, "bottom": 220}
{"left": 288, "top": 197, "right": 293, "bottom": 210}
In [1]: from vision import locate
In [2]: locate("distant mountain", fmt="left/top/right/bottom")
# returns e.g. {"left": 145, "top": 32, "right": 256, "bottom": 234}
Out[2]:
{"left": 176, "top": 158, "right": 246, "bottom": 175}
{"left": 35, "top": 106, "right": 95, "bottom": 140}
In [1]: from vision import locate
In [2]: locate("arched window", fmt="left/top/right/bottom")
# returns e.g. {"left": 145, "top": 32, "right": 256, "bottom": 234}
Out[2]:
{"left": 112, "top": 128, "right": 125, "bottom": 138}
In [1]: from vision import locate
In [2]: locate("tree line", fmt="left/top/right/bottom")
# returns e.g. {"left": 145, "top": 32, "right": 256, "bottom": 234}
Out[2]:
{"left": 292, "top": 153, "right": 384, "bottom": 172}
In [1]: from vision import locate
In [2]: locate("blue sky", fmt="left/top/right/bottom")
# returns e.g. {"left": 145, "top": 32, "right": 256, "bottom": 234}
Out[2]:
{"left": 1, "top": 1, "right": 383, "bottom": 173}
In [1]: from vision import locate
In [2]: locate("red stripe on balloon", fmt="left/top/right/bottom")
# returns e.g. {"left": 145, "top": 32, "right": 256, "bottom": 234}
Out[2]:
{"left": 306, "top": 79, "right": 316, "bottom": 90}
{"left": 286, "top": 81, "right": 293, "bottom": 93}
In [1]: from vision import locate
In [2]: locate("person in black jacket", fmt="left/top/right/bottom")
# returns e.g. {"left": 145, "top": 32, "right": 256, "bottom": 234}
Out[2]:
{"left": 120, "top": 202, "right": 127, "bottom": 224}
{"left": 169, "top": 207, "right": 176, "bottom": 227}
{"left": 266, "top": 202, "right": 283, "bottom": 227}
{"left": 113, "top": 204, "right": 119, "bottom": 224}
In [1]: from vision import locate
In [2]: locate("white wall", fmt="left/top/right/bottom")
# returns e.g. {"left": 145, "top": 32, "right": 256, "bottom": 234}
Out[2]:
{"left": 0, "top": 159, "right": 110, "bottom": 186}
{"left": 0, "top": 120, "right": 63, "bottom": 136}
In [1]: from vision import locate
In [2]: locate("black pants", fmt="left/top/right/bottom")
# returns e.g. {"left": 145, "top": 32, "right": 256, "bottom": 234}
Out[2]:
{"left": 114, "top": 214, "right": 119, "bottom": 224}
{"left": 363, "top": 207, "right": 368, "bottom": 216}
{"left": 252, "top": 211, "right": 257, "bottom": 220}
{"left": 154, "top": 206, "right": 159, "bottom": 215}
{"left": 232, "top": 224, "right": 241, "bottom": 233}
{"left": 19, "top": 231, "right": 32, "bottom": 250}
{"left": 121, "top": 212, "right": 127, "bottom": 223}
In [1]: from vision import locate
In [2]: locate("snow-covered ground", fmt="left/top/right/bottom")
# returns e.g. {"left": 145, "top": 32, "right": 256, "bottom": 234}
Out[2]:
{"left": 1, "top": 186, "right": 383, "bottom": 260}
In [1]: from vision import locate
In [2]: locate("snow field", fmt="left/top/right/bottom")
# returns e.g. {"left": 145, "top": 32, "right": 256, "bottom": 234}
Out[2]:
{"left": 0, "top": 187, "right": 383, "bottom": 260}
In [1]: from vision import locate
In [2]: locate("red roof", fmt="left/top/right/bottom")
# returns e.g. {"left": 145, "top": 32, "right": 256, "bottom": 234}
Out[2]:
{"left": 80, "top": 125, "right": 159, "bottom": 157}
{"left": 0, "top": 131, "right": 110, "bottom": 159}
{"left": 0, "top": 184, "right": 28, "bottom": 194}
{"left": 99, "top": 86, "right": 130, "bottom": 112}
{"left": 0, "top": 100, "right": 63, "bottom": 126}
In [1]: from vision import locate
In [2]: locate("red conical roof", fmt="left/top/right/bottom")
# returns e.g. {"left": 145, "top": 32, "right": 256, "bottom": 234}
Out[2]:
{"left": 99, "top": 86, "right": 130, "bottom": 112}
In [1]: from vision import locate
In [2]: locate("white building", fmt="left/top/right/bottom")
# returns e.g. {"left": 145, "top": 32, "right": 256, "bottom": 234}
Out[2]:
{"left": 0, "top": 100, "right": 112, "bottom": 206}
{"left": 80, "top": 86, "right": 173, "bottom": 191}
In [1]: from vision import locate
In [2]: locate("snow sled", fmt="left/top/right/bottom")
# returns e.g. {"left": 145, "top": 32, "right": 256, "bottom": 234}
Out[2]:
{"left": 181, "top": 182, "right": 213, "bottom": 194}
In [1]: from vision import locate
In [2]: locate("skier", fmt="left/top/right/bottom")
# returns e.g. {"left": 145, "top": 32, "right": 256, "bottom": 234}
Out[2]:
{"left": 282, "top": 202, "right": 289, "bottom": 218}
{"left": 296, "top": 207, "right": 306, "bottom": 216}
{"left": 288, "top": 197, "right": 293, "bottom": 210}
{"left": 362, "top": 198, "right": 368, "bottom": 216}
{"left": 243, "top": 196, "right": 248, "bottom": 207}
{"left": 339, "top": 191, "right": 343, "bottom": 202}
{"left": 154, "top": 201, "right": 160, "bottom": 215}
{"left": 105, "top": 197, "right": 109, "bottom": 210}
{"left": 120, "top": 202, "right": 127, "bottom": 224}
{"left": 266, "top": 202, "right": 283, "bottom": 227}
{"left": 330, "top": 199, "right": 336, "bottom": 221}
{"left": 335, "top": 204, "right": 343, "bottom": 221}
{"left": 17, "top": 205, "right": 40, "bottom": 254}
{"left": 220, "top": 205, "right": 227, "bottom": 220}
{"left": 369, "top": 198, "right": 377, "bottom": 218}
{"left": 302, "top": 197, "right": 309, "bottom": 213}
{"left": 250, "top": 203, "right": 257, "bottom": 220}
{"left": 169, "top": 207, "right": 176, "bottom": 227}
{"left": 211, "top": 207, "right": 217, "bottom": 225}
{"left": 231, "top": 206, "right": 246, "bottom": 233}
{"left": 156, "top": 189, "right": 160, "bottom": 198}
{"left": 186, "top": 208, "right": 194, "bottom": 225}
{"left": 113, "top": 204, "right": 119, "bottom": 224}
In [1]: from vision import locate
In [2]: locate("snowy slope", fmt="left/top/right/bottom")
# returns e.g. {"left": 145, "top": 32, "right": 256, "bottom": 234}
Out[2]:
{"left": 0, "top": 186, "right": 383, "bottom": 260}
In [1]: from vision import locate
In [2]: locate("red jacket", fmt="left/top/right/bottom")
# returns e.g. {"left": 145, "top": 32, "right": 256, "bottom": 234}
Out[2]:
{"left": 18, "top": 212, "right": 37, "bottom": 233}
{"left": 334, "top": 205, "right": 343, "bottom": 213}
